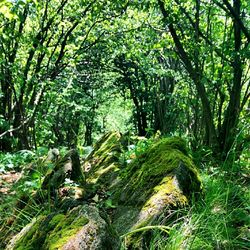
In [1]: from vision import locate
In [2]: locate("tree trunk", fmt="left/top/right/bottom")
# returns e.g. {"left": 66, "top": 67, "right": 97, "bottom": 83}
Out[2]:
{"left": 219, "top": 0, "right": 243, "bottom": 158}
{"left": 84, "top": 121, "right": 93, "bottom": 146}
{"left": 158, "top": 0, "right": 218, "bottom": 149}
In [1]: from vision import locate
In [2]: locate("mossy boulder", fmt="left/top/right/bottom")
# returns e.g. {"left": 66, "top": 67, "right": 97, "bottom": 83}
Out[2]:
{"left": 81, "top": 134, "right": 201, "bottom": 248}
{"left": 110, "top": 137, "right": 202, "bottom": 248}
{"left": 42, "top": 149, "right": 85, "bottom": 191}
{"left": 6, "top": 205, "right": 120, "bottom": 250}
{"left": 84, "top": 131, "right": 122, "bottom": 189}
{"left": 116, "top": 137, "right": 200, "bottom": 206}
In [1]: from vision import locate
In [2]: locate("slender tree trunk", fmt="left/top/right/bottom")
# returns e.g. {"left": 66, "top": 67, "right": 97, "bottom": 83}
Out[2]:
{"left": 84, "top": 122, "right": 93, "bottom": 146}
{"left": 219, "top": 0, "right": 243, "bottom": 158}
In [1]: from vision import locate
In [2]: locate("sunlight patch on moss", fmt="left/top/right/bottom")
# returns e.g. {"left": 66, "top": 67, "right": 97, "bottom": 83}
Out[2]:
{"left": 87, "top": 162, "right": 119, "bottom": 184}
{"left": 46, "top": 214, "right": 89, "bottom": 249}
{"left": 92, "top": 132, "right": 121, "bottom": 160}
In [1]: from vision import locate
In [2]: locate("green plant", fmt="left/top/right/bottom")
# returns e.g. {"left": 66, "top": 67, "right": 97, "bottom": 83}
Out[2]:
{"left": 0, "top": 150, "right": 35, "bottom": 172}
{"left": 120, "top": 135, "right": 156, "bottom": 166}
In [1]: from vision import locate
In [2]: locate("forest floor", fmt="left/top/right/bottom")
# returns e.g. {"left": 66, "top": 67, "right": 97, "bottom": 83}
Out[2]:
{"left": 0, "top": 144, "right": 249, "bottom": 249}
{"left": 0, "top": 170, "right": 21, "bottom": 196}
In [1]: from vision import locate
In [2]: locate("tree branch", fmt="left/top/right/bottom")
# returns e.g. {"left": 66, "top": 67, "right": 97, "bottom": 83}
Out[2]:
{"left": 214, "top": 0, "right": 250, "bottom": 43}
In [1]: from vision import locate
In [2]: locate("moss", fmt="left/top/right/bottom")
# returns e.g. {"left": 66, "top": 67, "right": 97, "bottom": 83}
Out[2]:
{"left": 13, "top": 208, "right": 89, "bottom": 250}
{"left": 90, "top": 131, "right": 121, "bottom": 160}
{"left": 48, "top": 214, "right": 65, "bottom": 228}
{"left": 46, "top": 215, "right": 89, "bottom": 249}
{"left": 142, "top": 175, "right": 188, "bottom": 210}
{"left": 14, "top": 215, "right": 48, "bottom": 250}
{"left": 116, "top": 137, "right": 201, "bottom": 206}
{"left": 85, "top": 132, "right": 122, "bottom": 190}
{"left": 87, "top": 162, "right": 119, "bottom": 185}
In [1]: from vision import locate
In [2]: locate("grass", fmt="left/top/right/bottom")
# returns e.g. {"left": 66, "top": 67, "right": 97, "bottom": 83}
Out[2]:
{"left": 125, "top": 175, "right": 249, "bottom": 249}
{"left": 165, "top": 175, "right": 249, "bottom": 249}
{"left": 0, "top": 148, "right": 51, "bottom": 248}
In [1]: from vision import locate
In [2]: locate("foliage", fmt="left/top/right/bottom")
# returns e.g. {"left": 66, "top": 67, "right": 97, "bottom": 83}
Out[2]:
{"left": 0, "top": 150, "right": 35, "bottom": 172}
{"left": 0, "top": 0, "right": 249, "bottom": 249}
{"left": 0, "top": 0, "right": 248, "bottom": 160}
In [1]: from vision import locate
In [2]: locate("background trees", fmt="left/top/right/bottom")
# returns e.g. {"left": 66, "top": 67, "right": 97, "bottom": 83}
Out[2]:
{"left": 157, "top": 0, "right": 250, "bottom": 158}
{"left": 0, "top": 0, "right": 249, "bottom": 160}
{"left": 0, "top": 0, "right": 127, "bottom": 150}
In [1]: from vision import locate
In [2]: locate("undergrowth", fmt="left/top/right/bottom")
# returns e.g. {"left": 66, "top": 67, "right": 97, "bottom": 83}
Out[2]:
{"left": 0, "top": 147, "right": 48, "bottom": 248}
{"left": 0, "top": 137, "right": 249, "bottom": 250}
{"left": 0, "top": 145, "right": 87, "bottom": 248}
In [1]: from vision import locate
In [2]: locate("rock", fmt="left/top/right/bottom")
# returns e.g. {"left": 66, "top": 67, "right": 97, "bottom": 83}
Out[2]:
{"left": 79, "top": 134, "right": 201, "bottom": 249}
{"left": 46, "top": 148, "right": 60, "bottom": 162}
{"left": 110, "top": 137, "right": 202, "bottom": 248}
{"left": 6, "top": 205, "right": 120, "bottom": 250}
{"left": 77, "top": 134, "right": 201, "bottom": 249}
{"left": 84, "top": 131, "right": 122, "bottom": 191}
{"left": 114, "top": 137, "right": 200, "bottom": 205}
{"left": 42, "top": 149, "right": 85, "bottom": 191}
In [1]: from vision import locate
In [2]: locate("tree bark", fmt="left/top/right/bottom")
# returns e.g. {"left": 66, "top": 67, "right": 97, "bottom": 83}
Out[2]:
{"left": 219, "top": 0, "right": 243, "bottom": 158}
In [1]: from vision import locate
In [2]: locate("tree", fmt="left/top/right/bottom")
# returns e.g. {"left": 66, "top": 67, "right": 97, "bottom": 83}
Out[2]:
{"left": 110, "top": 6, "right": 183, "bottom": 136}
{"left": 157, "top": 0, "right": 250, "bottom": 158}
{"left": 0, "top": 0, "right": 128, "bottom": 150}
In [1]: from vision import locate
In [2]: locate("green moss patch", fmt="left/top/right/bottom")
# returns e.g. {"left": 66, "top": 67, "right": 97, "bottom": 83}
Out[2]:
{"left": 88, "top": 131, "right": 122, "bottom": 162}
{"left": 46, "top": 213, "right": 89, "bottom": 249}
{"left": 116, "top": 137, "right": 201, "bottom": 206}
{"left": 13, "top": 207, "right": 89, "bottom": 250}
{"left": 85, "top": 132, "right": 122, "bottom": 188}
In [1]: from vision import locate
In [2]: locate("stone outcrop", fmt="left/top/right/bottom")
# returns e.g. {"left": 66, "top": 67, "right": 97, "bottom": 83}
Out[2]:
{"left": 6, "top": 205, "right": 119, "bottom": 250}
{"left": 4, "top": 132, "right": 202, "bottom": 250}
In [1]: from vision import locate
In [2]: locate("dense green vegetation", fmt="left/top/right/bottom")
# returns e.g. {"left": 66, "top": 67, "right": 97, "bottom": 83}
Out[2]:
{"left": 0, "top": 0, "right": 249, "bottom": 249}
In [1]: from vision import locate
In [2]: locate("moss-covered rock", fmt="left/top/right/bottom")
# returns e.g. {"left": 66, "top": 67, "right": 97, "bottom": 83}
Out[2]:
{"left": 110, "top": 137, "right": 202, "bottom": 248}
{"left": 115, "top": 137, "right": 200, "bottom": 205}
{"left": 84, "top": 131, "right": 122, "bottom": 189}
{"left": 6, "top": 205, "right": 120, "bottom": 250}
{"left": 42, "top": 149, "right": 85, "bottom": 191}
{"left": 5, "top": 133, "right": 202, "bottom": 250}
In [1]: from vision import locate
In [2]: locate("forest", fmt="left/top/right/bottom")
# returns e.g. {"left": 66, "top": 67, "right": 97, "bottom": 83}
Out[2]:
{"left": 0, "top": 0, "right": 249, "bottom": 249}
